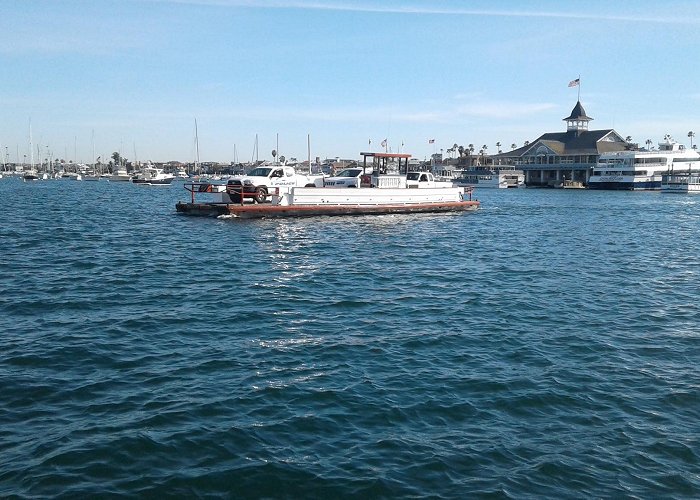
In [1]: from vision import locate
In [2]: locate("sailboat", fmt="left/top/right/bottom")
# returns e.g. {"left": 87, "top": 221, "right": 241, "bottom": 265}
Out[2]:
{"left": 23, "top": 121, "right": 39, "bottom": 181}
{"left": 83, "top": 131, "right": 100, "bottom": 181}
{"left": 192, "top": 118, "right": 203, "bottom": 180}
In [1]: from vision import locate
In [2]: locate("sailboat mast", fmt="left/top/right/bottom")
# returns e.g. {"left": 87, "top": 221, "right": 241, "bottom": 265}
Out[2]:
{"left": 194, "top": 119, "right": 200, "bottom": 174}
{"left": 29, "top": 120, "right": 34, "bottom": 170}
{"left": 307, "top": 134, "right": 311, "bottom": 174}
{"left": 251, "top": 134, "right": 258, "bottom": 164}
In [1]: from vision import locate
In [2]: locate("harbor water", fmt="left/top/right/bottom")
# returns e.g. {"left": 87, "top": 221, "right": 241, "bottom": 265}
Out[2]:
{"left": 1, "top": 178, "right": 699, "bottom": 498}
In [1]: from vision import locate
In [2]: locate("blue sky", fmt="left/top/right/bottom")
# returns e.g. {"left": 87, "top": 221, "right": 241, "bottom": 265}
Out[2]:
{"left": 3, "top": 0, "right": 700, "bottom": 164}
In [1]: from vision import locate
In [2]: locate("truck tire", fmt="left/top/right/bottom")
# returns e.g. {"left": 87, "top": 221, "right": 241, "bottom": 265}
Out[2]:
{"left": 253, "top": 186, "right": 268, "bottom": 204}
{"left": 304, "top": 183, "right": 316, "bottom": 188}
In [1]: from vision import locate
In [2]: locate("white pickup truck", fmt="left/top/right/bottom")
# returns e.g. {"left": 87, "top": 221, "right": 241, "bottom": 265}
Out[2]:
{"left": 226, "top": 165, "right": 325, "bottom": 203}
{"left": 405, "top": 171, "right": 454, "bottom": 188}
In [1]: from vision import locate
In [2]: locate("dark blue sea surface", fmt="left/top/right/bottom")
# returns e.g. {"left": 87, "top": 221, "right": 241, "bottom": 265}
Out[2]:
{"left": 1, "top": 177, "right": 699, "bottom": 498}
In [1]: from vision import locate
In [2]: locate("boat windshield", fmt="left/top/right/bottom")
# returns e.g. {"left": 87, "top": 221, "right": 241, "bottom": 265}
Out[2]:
{"left": 248, "top": 167, "right": 272, "bottom": 177}
{"left": 335, "top": 169, "right": 363, "bottom": 178}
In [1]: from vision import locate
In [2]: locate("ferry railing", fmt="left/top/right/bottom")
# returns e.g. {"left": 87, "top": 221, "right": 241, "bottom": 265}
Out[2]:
{"left": 463, "top": 186, "right": 474, "bottom": 201}
{"left": 184, "top": 182, "right": 219, "bottom": 203}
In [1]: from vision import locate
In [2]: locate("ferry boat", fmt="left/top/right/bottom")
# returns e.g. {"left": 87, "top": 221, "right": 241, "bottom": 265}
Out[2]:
{"left": 176, "top": 152, "right": 479, "bottom": 218}
{"left": 588, "top": 135, "right": 700, "bottom": 190}
{"left": 453, "top": 167, "right": 524, "bottom": 188}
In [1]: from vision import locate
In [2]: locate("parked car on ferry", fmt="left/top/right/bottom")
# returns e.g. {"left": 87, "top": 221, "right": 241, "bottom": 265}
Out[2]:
{"left": 226, "top": 165, "right": 324, "bottom": 203}
{"left": 323, "top": 167, "right": 369, "bottom": 188}
{"left": 405, "top": 171, "right": 454, "bottom": 188}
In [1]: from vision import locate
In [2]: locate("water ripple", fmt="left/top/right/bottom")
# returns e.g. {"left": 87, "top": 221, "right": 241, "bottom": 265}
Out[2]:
{"left": 1, "top": 180, "right": 700, "bottom": 497}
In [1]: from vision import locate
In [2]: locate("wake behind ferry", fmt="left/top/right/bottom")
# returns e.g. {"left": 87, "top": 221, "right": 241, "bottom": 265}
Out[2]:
{"left": 588, "top": 135, "right": 700, "bottom": 190}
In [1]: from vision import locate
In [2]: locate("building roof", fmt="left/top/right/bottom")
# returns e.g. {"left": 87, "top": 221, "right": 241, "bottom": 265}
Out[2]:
{"left": 563, "top": 100, "right": 592, "bottom": 122}
{"left": 497, "top": 129, "right": 628, "bottom": 158}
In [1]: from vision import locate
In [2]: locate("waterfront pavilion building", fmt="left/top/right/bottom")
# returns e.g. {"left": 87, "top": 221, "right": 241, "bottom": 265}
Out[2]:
{"left": 496, "top": 100, "right": 629, "bottom": 186}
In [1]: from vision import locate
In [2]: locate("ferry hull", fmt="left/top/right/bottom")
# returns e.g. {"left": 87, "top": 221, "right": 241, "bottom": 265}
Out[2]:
{"left": 176, "top": 200, "right": 479, "bottom": 218}
{"left": 587, "top": 181, "right": 660, "bottom": 190}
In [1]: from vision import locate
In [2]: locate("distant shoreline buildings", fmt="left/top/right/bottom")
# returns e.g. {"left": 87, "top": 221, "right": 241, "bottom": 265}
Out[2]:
{"left": 2, "top": 99, "right": 695, "bottom": 187}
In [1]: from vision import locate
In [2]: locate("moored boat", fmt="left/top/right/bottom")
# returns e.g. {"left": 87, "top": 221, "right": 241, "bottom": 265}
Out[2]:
{"left": 109, "top": 162, "right": 131, "bottom": 182}
{"left": 132, "top": 167, "right": 174, "bottom": 186}
{"left": 589, "top": 135, "right": 700, "bottom": 190}
{"left": 661, "top": 172, "right": 700, "bottom": 193}
{"left": 453, "top": 167, "right": 524, "bottom": 188}
{"left": 554, "top": 179, "right": 585, "bottom": 189}
{"left": 176, "top": 152, "right": 479, "bottom": 218}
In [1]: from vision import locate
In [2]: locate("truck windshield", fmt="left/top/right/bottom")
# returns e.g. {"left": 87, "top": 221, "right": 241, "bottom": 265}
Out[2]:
{"left": 335, "top": 169, "right": 363, "bottom": 177}
{"left": 406, "top": 172, "right": 420, "bottom": 180}
{"left": 247, "top": 167, "right": 272, "bottom": 177}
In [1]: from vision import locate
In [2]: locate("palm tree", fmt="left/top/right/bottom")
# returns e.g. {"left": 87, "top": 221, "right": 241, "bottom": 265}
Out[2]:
{"left": 645, "top": 139, "right": 652, "bottom": 151}
{"left": 688, "top": 131, "right": 695, "bottom": 149}
{"left": 481, "top": 145, "right": 488, "bottom": 166}
{"left": 625, "top": 136, "right": 632, "bottom": 143}
{"left": 524, "top": 140, "right": 530, "bottom": 147}
{"left": 511, "top": 143, "right": 517, "bottom": 150}
{"left": 458, "top": 145, "right": 464, "bottom": 158}
{"left": 496, "top": 141, "right": 501, "bottom": 154}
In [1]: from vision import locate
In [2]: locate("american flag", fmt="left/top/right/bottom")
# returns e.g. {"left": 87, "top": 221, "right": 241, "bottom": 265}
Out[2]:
{"left": 381, "top": 139, "right": 387, "bottom": 147}
{"left": 568, "top": 78, "right": 580, "bottom": 88}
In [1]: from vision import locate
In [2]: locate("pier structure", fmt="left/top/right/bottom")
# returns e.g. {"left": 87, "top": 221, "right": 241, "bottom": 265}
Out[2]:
{"left": 493, "top": 101, "right": 630, "bottom": 187}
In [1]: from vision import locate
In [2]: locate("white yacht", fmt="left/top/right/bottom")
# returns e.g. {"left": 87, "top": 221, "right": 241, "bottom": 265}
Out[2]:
{"left": 109, "top": 162, "right": 131, "bottom": 182}
{"left": 132, "top": 167, "right": 174, "bottom": 186}
{"left": 588, "top": 135, "right": 700, "bottom": 190}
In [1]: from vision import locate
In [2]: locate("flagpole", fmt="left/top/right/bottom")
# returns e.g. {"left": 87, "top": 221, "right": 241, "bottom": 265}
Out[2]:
{"left": 577, "top": 74, "right": 581, "bottom": 101}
